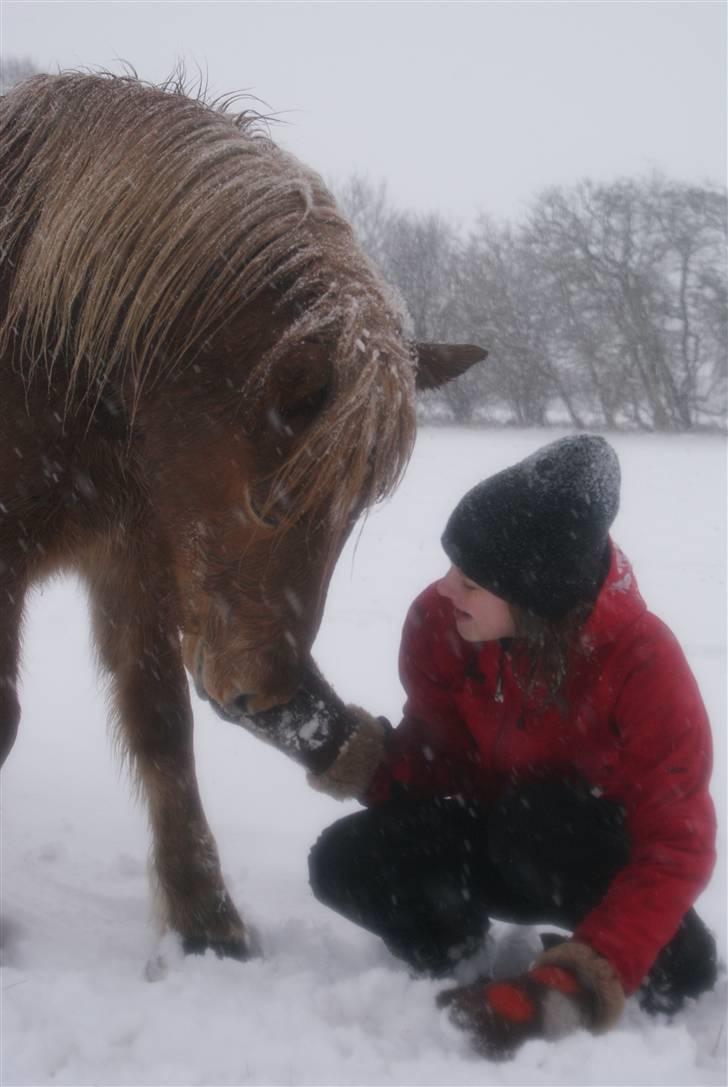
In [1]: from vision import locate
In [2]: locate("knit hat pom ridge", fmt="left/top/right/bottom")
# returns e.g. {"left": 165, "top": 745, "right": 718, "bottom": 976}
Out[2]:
{"left": 441, "top": 435, "right": 621, "bottom": 620}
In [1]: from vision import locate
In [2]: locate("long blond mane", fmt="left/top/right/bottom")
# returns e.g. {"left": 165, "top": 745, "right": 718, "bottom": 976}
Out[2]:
{"left": 0, "top": 71, "right": 416, "bottom": 532}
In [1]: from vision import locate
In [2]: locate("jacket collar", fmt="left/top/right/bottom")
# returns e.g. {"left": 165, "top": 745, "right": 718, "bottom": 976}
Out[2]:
{"left": 580, "top": 538, "right": 646, "bottom": 650}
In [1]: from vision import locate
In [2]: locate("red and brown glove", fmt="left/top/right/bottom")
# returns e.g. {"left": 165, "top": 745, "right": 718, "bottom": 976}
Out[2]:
{"left": 438, "top": 941, "right": 625, "bottom": 1060}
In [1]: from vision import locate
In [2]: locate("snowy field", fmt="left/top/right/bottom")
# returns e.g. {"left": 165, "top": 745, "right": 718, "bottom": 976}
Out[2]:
{"left": 1, "top": 426, "right": 726, "bottom": 1087}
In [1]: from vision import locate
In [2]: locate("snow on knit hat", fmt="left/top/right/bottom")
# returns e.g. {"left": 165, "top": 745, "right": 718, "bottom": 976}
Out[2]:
{"left": 441, "top": 435, "right": 620, "bottom": 620}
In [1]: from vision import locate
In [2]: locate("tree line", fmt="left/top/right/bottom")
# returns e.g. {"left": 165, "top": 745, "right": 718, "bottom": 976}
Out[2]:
{"left": 336, "top": 175, "right": 727, "bottom": 431}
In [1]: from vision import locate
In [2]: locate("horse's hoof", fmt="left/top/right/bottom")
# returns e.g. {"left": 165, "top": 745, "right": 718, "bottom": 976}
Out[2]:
{"left": 144, "top": 923, "right": 260, "bottom": 981}
{"left": 181, "top": 919, "right": 262, "bottom": 961}
{"left": 182, "top": 934, "right": 250, "bottom": 961}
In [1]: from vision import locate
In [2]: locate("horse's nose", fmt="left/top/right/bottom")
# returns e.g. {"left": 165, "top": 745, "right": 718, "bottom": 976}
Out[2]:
{"left": 224, "top": 687, "right": 297, "bottom": 716}
{"left": 206, "top": 693, "right": 254, "bottom": 723}
{"left": 226, "top": 694, "right": 252, "bottom": 717}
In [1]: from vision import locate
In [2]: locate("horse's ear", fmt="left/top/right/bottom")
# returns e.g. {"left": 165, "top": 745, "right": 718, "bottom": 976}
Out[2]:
{"left": 412, "top": 343, "right": 487, "bottom": 391}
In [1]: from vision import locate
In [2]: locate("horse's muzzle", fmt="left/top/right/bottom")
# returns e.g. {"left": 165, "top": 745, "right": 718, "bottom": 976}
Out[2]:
{"left": 188, "top": 637, "right": 298, "bottom": 718}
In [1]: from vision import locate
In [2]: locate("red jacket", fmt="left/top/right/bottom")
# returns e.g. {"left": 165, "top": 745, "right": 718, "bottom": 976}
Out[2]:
{"left": 367, "top": 542, "right": 716, "bottom": 994}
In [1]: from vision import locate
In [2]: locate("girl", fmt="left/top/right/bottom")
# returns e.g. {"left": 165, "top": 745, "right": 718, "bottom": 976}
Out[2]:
{"left": 243, "top": 435, "right": 718, "bottom": 1059}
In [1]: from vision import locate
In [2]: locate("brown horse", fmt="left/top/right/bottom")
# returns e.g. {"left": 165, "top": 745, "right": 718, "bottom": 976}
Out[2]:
{"left": 0, "top": 72, "right": 485, "bottom": 958}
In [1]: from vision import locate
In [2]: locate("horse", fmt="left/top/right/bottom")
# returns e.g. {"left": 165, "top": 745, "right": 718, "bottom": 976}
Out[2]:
{"left": 0, "top": 72, "right": 485, "bottom": 958}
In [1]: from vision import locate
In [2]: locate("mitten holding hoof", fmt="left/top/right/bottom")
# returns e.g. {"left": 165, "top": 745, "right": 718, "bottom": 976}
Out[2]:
{"left": 236, "top": 661, "right": 388, "bottom": 798}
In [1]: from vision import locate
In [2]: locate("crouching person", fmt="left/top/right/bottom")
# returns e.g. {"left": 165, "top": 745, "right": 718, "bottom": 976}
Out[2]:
{"left": 244, "top": 435, "right": 718, "bottom": 1060}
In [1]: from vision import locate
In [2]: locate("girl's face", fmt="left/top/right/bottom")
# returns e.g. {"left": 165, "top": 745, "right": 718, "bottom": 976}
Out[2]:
{"left": 437, "top": 565, "right": 516, "bottom": 642}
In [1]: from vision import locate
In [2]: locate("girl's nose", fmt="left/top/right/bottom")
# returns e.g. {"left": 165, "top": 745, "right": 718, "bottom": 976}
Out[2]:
{"left": 436, "top": 566, "right": 456, "bottom": 599}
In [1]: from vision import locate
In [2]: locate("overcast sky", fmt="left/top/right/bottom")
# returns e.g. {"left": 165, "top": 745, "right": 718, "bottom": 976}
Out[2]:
{"left": 1, "top": 1, "right": 725, "bottom": 224}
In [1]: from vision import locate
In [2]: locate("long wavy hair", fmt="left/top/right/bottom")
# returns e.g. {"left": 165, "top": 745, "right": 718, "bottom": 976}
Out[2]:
{"left": 508, "top": 601, "right": 594, "bottom": 707}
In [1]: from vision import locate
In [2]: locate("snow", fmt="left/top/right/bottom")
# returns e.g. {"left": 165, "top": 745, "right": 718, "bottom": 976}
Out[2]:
{"left": 1, "top": 426, "right": 726, "bottom": 1086}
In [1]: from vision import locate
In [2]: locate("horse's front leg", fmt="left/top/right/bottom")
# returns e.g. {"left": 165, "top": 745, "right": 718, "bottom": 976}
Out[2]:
{"left": 86, "top": 544, "right": 250, "bottom": 960}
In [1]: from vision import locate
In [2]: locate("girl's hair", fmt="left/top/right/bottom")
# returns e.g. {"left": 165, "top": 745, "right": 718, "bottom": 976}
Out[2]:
{"left": 508, "top": 600, "right": 594, "bottom": 707}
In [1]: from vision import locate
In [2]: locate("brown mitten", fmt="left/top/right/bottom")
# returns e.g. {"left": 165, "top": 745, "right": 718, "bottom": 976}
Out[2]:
{"left": 438, "top": 941, "right": 624, "bottom": 1060}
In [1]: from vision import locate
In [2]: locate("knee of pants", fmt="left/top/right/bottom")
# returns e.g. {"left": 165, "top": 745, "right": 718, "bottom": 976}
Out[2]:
{"left": 308, "top": 817, "right": 366, "bottom": 910}
{"left": 0, "top": 689, "right": 20, "bottom": 768}
{"left": 308, "top": 826, "right": 339, "bottom": 906}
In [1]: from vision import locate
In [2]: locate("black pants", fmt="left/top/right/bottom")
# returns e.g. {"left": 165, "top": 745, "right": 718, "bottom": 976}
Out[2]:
{"left": 309, "top": 781, "right": 717, "bottom": 1011}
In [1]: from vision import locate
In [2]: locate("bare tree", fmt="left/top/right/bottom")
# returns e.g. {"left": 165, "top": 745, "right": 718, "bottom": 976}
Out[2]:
{"left": 459, "top": 218, "right": 576, "bottom": 426}
{"left": 335, "top": 175, "right": 393, "bottom": 270}
{"left": 525, "top": 178, "right": 727, "bottom": 430}
{"left": 336, "top": 171, "right": 726, "bottom": 430}
{"left": 0, "top": 57, "right": 41, "bottom": 95}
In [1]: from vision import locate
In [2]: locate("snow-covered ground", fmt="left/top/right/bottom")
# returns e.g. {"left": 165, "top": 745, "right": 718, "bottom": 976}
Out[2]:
{"left": 1, "top": 427, "right": 726, "bottom": 1086}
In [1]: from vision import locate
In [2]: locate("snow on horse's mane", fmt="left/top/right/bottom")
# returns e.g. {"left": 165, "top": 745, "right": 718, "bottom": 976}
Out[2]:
{"left": 0, "top": 70, "right": 416, "bottom": 525}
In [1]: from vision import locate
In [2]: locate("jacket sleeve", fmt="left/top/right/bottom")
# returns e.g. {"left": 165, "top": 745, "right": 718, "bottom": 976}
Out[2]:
{"left": 364, "top": 586, "right": 484, "bottom": 805}
{"left": 574, "top": 618, "right": 717, "bottom": 994}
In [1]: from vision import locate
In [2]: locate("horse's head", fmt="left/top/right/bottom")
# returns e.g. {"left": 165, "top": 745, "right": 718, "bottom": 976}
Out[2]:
{"left": 139, "top": 297, "right": 485, "bottom": 717}
{"left": 0, "top": 71, "right": 486, "bottom": 717}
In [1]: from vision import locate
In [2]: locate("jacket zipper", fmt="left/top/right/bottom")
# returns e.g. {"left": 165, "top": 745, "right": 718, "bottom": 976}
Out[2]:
{"left": 492, "top": 643, "right": 510, "bottom": 771}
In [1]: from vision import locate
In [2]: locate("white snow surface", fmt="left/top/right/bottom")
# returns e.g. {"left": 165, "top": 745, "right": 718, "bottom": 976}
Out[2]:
{"left": 1, "top": 427, "right": 726, "bottom": 1086}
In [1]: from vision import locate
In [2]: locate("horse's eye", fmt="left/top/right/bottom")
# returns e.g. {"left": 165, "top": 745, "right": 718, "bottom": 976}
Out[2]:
{"left": 246, "top": 483, "right": 284, "bottom": 529}
{"left": 279, "top": 384, "right": 329, "bottom": 423}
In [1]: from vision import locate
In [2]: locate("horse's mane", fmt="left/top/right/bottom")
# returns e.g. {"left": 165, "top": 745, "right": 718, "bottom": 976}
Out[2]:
{"left": 0, "top": 71, "right": 415, "bottom": 531}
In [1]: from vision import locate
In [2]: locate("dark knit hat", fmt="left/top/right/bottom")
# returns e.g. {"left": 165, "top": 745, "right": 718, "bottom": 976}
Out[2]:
{"left": 441, "top": 435, "right": 620, "bottom": 619}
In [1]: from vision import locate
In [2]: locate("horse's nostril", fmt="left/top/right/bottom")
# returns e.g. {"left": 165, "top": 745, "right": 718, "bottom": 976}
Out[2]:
{"left": 227, "top": 694, "right": 251, "bottom": 717}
